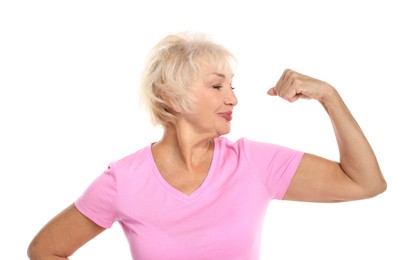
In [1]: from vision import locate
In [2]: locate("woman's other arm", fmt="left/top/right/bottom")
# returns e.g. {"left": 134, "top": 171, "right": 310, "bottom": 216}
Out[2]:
{"left": 27, "top": 204, "right": 105, "bottom": 259}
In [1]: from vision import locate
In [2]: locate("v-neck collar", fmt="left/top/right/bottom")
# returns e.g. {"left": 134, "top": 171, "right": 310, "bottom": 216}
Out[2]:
{"left": 147, "top": 138, "right": 220, "bottom": 201}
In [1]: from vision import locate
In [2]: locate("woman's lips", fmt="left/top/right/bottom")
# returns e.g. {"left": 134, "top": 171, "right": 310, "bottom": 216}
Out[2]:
{"left": 218, "top": 111, "right": 233, "bottom": 121}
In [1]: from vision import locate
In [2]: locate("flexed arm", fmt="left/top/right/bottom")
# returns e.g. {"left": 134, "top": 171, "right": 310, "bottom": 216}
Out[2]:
{"left": 268, "top": 69, "right": 386, "bottom": 202}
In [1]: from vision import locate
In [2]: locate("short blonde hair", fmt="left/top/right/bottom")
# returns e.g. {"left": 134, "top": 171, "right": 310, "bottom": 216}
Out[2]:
{"left": 139, "top": 32, "right": 236, "bottom": 126}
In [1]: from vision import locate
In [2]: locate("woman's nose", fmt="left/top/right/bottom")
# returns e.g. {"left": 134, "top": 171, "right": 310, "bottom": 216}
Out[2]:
{"left": 224, "top": 89, "right": 238, "bottom": 106}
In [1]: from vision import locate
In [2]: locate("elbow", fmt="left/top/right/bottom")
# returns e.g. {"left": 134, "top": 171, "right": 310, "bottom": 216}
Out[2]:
{"left": 27, "top": 240, "right": 40, "bottom": 260}
{"left": 27, "top": 239, "right": 69, "bottom": 260}
{"left": 27, "top": 239, "right": 47, "bottom": 260}
{"left": 363, "top": 177, "right": 387, "bottom": 200}
{"left": 372, "top": 170, "right": 387, "bottom": 196}
{"left": 27, "top": 238, "right": 38, "bottom": 259}
{"left": 375, "top": 178, "right": 388, "bottom": 196}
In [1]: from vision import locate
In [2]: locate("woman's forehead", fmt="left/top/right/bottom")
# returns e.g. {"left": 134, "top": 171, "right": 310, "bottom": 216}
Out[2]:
{"left": 198, "top": 59, "right": 233, "bottom": 77}
{"left": 199, "top": 69, "right": 233, "bottom": 84}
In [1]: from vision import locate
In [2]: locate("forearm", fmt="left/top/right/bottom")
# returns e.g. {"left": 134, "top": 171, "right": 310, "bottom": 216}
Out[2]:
{"left": 321, "top": 87, "right": 386, "bottom": 196}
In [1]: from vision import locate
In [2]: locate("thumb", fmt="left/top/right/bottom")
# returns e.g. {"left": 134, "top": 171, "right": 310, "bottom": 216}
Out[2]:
{"left": 267, "top": 87, "right": 277, "bottom": 96}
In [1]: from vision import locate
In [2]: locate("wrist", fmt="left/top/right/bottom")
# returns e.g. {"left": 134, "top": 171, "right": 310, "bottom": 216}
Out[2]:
{"left": 319, "top": 86, "right": 341, "bottom": 112}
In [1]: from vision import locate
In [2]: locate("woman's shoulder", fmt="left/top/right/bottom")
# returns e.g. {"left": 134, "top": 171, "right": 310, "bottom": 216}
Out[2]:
{"left": 109, "top": 144, "right": 153, "bottom": 172}
{"left": 216, "top": 136, "right": 301, "bottom": 156}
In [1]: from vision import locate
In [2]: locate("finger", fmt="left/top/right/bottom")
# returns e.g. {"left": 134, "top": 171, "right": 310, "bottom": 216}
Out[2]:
{"left": 267, "top": 87, "right": 278, "bottom": 96}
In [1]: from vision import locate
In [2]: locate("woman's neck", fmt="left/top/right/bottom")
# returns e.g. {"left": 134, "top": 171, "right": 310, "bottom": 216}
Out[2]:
{"left": 152, "top": 124, "right": 214, "bottom": 171}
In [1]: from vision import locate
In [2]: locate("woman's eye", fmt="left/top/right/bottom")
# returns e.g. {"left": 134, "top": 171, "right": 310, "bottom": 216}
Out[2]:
{"left": 212, "top": 84, "right": 234, "bottom": 90}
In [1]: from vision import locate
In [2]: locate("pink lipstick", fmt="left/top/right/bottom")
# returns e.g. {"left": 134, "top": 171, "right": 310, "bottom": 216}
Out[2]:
{"left": 218, "top": 111, "right": 233, "bottom": 121}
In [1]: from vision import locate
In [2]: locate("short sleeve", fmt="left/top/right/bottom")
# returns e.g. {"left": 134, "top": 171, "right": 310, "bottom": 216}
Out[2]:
{"left": 243, "top": 138, "right": 304, "bottom": 200}
{"left": 75, "top": 162, "right": 118, "bottom": 228}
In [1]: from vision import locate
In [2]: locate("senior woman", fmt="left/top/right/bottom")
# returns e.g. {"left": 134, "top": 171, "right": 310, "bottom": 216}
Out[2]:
{"left": 28, "top": 32, "right": 386, "bottom": 259}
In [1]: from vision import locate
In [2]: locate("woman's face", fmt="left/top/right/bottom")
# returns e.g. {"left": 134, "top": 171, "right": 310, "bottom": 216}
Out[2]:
{"left": 178, "top": 64, "right": 238, "bottom": 138}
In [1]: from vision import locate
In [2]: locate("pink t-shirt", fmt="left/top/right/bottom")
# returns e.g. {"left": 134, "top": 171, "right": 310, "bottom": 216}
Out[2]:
{"left": 75, "top": 137, "right": 303, "bottom": 259}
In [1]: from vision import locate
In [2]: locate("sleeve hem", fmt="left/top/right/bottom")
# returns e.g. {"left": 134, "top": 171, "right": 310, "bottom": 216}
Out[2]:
{"left": 276, "top": 151, "right": 304, "bottom": 200}
{"left": 74, "top": 200, "right": 113, "bottom": 229}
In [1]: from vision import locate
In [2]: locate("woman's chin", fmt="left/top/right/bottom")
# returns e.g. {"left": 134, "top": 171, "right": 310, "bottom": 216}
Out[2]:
{"left": 217, "top": 127, "right": 231, "bottom": 136}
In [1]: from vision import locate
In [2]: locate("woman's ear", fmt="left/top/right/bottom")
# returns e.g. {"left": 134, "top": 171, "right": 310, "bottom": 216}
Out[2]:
{"left": 159, "top": 90, "right": 181, "bottom": 114}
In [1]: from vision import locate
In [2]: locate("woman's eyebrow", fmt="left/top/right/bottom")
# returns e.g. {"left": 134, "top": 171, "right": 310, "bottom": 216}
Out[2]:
{"left": 208, "top": 72, "right": 234, "bottom": 78}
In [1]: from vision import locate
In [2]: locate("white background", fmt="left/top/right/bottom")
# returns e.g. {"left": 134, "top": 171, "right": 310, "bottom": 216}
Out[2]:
{"left": 1, "top": 0, "right": 411, "bottom": 259}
